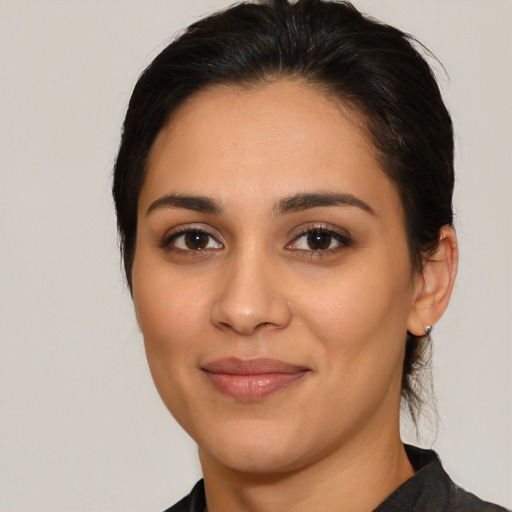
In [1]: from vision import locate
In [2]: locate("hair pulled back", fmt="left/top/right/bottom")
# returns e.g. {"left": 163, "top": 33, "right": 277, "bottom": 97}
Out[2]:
{"left": 113, "top": 0, "right": 454, "bottom": 421}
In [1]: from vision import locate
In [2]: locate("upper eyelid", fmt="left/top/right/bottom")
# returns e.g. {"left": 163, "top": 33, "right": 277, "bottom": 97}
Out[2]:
{"left": 289, "top": 223, "right": 351, "bottom": 240}
{"left": 164, "top": 223, "right": 221, "bottom": 239}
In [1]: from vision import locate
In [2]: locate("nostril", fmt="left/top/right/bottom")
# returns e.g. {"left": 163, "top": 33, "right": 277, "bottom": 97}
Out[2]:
{"left": 255, "top": 321, "right": 279, "bottom": 330}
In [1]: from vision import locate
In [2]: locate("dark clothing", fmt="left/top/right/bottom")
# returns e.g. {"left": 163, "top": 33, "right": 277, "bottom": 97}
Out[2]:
{"left": 373, "top": 446, "right": 508, "bottom": 512}
{"left": 164, "top": 480, "right": 206, "bottom": 512}
{"left": 163, "top": 445, "right": 509, "bottom": 512}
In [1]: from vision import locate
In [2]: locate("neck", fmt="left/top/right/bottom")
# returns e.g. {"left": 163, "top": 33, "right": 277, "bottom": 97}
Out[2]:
{"left": 199, "top": 424, "right": 414, "bottom": 512}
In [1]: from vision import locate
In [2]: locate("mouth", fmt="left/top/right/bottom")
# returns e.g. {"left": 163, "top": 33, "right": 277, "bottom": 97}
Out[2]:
{"left": 201, "top": 357, "right": 310, "bottom": 401}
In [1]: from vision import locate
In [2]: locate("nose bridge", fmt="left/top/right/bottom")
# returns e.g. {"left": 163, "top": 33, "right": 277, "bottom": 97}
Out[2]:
{"left": 210, "top": 243, "right": 291, "bottom": 334}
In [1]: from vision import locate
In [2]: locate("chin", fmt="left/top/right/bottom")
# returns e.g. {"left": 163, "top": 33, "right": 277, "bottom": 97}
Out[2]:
{"left": 204, "top": 443, "right": 304, "bottom": 475}
{"left": 196, "top": 417, "right": 311, "bottom": 475}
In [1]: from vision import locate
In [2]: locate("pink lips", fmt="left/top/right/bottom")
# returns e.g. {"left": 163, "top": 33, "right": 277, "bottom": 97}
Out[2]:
{"left": 201, "top": 357, "right": 309, "bottom": 400}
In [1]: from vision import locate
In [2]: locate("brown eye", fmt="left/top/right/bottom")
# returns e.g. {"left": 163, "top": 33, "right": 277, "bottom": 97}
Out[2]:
{"left": 166, "top": 229, "right": 223, "bottom": 252}
{"left": 307, "top": 231, "right": 332, "bottom": 250}
{"left": 287, "top": 226, "right": 351, "bottom": 254}
{"left": 184, "top": 231, "right": 210, "bottom": 250}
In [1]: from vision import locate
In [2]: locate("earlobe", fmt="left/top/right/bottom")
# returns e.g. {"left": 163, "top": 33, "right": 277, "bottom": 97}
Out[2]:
{"left": 407, "top": 226, "right": 458, "bottom": 336}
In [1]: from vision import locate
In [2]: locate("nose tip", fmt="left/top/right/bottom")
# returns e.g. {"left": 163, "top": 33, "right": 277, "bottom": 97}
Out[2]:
{"left": 211, "top": 299, "right": 292, "bottom": 335}
{"left": 209, "top": 263, "right": 292, "bottom": 335}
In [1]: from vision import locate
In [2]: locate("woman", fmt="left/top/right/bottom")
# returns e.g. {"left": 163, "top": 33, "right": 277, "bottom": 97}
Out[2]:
{"left": 113, "top": 1, "right": 508, "bottom": 510}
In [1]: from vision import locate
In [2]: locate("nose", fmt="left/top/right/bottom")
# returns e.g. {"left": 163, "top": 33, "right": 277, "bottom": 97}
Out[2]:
{"left": 209, "top": 250, "right": 292, "bottom": 335}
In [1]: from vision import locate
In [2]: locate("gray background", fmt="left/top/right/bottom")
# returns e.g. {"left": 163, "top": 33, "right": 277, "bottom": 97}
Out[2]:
{"left": 1, "top": 0, "right": 510, "bottom": 510}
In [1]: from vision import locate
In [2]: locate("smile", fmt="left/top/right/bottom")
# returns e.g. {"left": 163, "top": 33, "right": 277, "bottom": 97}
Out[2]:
{"left": 201, "top": 357, "right": 310, "bottom": 401}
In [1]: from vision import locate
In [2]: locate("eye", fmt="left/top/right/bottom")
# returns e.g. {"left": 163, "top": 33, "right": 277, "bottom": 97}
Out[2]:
{"left": 164, "top": 229, "right": 223, "bottom": 252}
{"left": 288, "top": 227, "right": 351, "bottom": 253}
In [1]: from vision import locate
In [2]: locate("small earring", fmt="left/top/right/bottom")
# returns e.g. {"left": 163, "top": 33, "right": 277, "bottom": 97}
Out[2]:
{"left": 425, "top": 325, "right": 432, "bottom": 336}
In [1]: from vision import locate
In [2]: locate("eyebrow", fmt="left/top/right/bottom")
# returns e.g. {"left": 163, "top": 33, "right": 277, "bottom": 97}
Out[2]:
{"left": 274, "top": 192, "right": 376, "bottom": 216}
{"left": 146, "top": 191, "right": 376, "bottom": 217}
{"left": 146, "top": 193, "right": 223, "bottom": 216}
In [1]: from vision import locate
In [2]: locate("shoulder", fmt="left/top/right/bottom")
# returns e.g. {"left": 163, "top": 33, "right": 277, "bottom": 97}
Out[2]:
{"left": 375, "top": 445, "right": 509, "bottom": 512}
{"left": 163, "top": 452, "right": 510, "bottom": 512}
{"left": 449, "top": 483, "right": 510, "bottom": 512}
{"left": 161, "top": 480, "right": 205, "bottom": 512}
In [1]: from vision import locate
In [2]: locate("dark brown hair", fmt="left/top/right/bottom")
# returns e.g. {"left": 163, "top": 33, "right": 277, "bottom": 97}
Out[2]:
{"left": 113, "top": 0, "right": 454, "bottom": 421}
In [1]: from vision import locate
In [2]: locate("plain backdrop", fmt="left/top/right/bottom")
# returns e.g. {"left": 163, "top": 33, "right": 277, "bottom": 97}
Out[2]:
{"left": 0, "top": 1, "right": 511, "bottom": 511}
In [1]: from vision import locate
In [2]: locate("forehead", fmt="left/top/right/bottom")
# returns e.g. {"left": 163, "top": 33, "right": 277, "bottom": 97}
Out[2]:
{"left": 141, "top": 80, "right": 400, "bottom": 218}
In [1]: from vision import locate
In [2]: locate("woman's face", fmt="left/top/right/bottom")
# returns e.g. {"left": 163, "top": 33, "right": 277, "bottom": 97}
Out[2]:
{"left": 132, "top": 81, "right": 423, "bottom": 474}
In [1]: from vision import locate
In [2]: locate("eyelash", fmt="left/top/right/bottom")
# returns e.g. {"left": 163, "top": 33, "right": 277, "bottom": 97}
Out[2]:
{"left": 159, "top": 226, "right": 222, "bottom": 254}
{"left": 287, "top": 224, "right": 352, "bottom": 257}
{"left": 159, "top": 224, "right": 352, "bottom": 256}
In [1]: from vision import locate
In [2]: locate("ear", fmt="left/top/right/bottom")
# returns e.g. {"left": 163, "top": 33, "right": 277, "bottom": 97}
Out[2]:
{"left": 407, "top": 226, "right": 458, "bottom": 336}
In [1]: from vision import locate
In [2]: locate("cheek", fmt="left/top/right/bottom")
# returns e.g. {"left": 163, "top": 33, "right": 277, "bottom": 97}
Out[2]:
{"left": 298, "top": 264, "right": 409, "bottom": 336}
{"left": 293, "top": 272, "right": 411, "bottom": 435}
{"left": 132, "top": 255, "right": 214, "bottom": 431}
{"left": 293, "top": 258, "right": 413, "bottom": 381}
{"left": 132, "top": 252, "right": 210, "bottom": 365}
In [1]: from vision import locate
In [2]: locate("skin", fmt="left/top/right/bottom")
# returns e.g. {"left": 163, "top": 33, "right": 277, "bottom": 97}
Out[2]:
{"left": 132, "top": 80, "right": 458, "bottom": 512}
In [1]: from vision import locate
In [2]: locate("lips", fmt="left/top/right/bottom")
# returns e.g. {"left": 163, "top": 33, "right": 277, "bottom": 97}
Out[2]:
{"left": 201, "top": 357, "right": 310, "bottom": 400}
